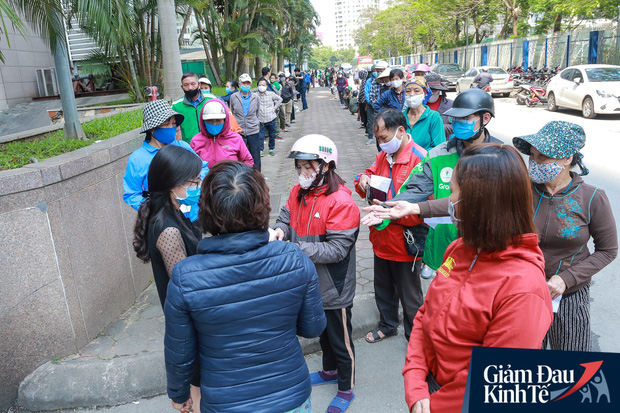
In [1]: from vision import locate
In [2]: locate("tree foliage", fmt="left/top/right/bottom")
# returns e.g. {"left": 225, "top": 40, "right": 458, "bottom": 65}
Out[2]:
{"left": 307, "top": 45, "right": 356, "bottom": 68}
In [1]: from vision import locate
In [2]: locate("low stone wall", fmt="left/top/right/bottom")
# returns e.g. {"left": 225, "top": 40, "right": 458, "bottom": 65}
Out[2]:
{"left": 0, "top": 129, "right": 151, "bottom": 409}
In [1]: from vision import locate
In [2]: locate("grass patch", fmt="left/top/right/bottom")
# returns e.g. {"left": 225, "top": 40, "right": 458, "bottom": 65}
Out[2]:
{"left": 90, "top": 97, "right": 136, "bottom": 107}
{"left": 0, "top": 109, "right": 142, "bottom": 171}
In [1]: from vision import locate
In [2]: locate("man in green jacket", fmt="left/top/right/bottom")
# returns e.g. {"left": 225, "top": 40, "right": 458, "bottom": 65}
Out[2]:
{"left": 172, "top": 72, "right": 218, "bottom": 144}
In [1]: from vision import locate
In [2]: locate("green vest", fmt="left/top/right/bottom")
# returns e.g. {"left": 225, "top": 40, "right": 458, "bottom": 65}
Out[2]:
{"left": 172, "top": 91, "right": 218, "bottom": 144}
{"left": 424, "top": 151, "right": 460, "bottom": 269}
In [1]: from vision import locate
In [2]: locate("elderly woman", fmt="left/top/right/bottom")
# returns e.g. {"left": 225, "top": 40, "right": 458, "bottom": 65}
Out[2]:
{"left": 403, "top": 77, "right": 445, "bottom": 151}
{"left": 164, "top": 161, "right": 326, "bottom": 413}
{"left": 513, "top": 121, "right": 618, "bottom": 351}
{"left": 403, "top": 144, "right": 553, "bottom": 413}
{"left": 373, "top": 68, "right": 406, "bottom": 113}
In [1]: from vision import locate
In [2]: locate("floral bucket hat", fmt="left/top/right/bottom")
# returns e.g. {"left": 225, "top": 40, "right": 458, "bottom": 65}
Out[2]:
{"left": 513, "top": 120, "right": 589, "bottom": 175}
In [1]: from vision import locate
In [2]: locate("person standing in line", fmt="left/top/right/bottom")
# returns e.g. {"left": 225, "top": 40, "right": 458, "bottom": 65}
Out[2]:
{"left": 164, "top": 161, "right": 326, "bottom": 413}
{"left": 424, "top": 72, "right": 454, "bottom": 139}
{"left": 365, "top": 61, "right": 389, "bottom": 145}
{"left": 336, "top": 71, "right": 349, "bottom": 107}
{"left": 123, "top": 100, "right": 209, "bottom": 222}
{"left": 189, "top": 99, "right": 254, "bottom": 168}
{"left": 198, "top": 77, "right": 214, "bottom": 95}
{"left": 258, "top": 66, "right": 275, "bottom": 92}
{"left": 402, "top": 77, "right": 444, "bottom": 151}
{"left": 357, "top": 70, "right": 369, "bottom": 130}
{"left": 513, "top": 121, "right": 617, "bottom": 352}
{"left": 256, "top": 78, "right": 283, "bottom": 157}
{"left": 219, "top": 80, "right": 238, "bottom": 107}
{"left": 402, "top": 144, "right": 553, "bottom": 413}
{"left": 172, "top": 72, "right": 208, "bottom": 144}
{"left": 274, "top": 135, "right": 360, "bottom": 413}
{"left": 132, "top": 145, "right": 205, "bottom": 412}
{"left": 294, "top": 67, "right": 308, "bottom": 110}
{"left": 354, "top": 109, "right": 428, "bottom": 344}
{"left": 279, "top": 73, "right": 294, "bottom": 132}
{"left": 230, "top": 73, "right": 262, "bottom": 171}
{"left": 372, "top": 69, "right": 406, "bottom": 113}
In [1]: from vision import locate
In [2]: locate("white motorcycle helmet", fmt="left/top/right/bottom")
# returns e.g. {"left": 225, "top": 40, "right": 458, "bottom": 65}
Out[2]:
{"left": 287, "top": 134, "right": 338, "bottom": 167}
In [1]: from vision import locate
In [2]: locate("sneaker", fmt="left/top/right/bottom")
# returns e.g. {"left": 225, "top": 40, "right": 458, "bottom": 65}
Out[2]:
{"left": 281, "top": 128, "right": 288, "bottom": 132}
{"left": 269, "top": 150, "right": 276, "bottom": 156}
{"left": 260, "top": 151, "right": 264, "bottom": 157}
{"left": 291, "top": 120, "right": 296, "bottom": 123}
{"left": 275, "top": 136, "right": 284, "bottom": 141}
{"left": 365, "top": 138, "right": 375, "bottom": 145}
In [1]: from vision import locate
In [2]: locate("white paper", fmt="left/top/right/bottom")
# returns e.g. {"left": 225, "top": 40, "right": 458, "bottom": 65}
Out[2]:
{"left": 424, "top": 217, "right": 453, "bottom": 229}
{"left": 369, "top": 175, "right": 392, "bottom": 192}
{"left": 552, "top": 295, "right": 562, "bottom": 313}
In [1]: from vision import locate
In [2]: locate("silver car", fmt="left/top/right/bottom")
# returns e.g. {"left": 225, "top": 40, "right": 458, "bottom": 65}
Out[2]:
{"left": 430, "top": 63, "right": 465, "bottom": 90}
{"left": 456, "top": 66, "right": 515, "bottom": 97}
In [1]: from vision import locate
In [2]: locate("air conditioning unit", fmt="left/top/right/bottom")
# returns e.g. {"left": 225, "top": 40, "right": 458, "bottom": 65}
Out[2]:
{"left": 36, "top": 68, "right": 59, "bottom": 97}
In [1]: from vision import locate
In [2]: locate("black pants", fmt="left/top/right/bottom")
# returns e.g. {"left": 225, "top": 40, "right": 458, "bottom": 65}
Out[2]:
{"left": 338, "top": 90, "right": 345, "bottom": 105}
{"left": 320, "top": 306, "right": 355, "bottom": 391}
{"left": 242, "top": 133, "right": 261, "bottom": 171}
{"left": 373, "top": 256, "right": 424, "bottom": 341}
{"left": 359, "top": 102, "right": 368, "bottom": 127}
{"left": 366, "top": 105, "right": 375, "bottom": 139}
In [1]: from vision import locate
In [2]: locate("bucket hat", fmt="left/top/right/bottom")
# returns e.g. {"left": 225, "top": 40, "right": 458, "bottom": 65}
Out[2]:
{"left": 202, "top": 100, "right": 227, "bottom": 120}
{"left": 140, "top": 99, "right": 184, "bottom": 133}
{"left": 239, "top": 73, "right": 252, "bottom": 83}
{"left": 425, "top": 72, "right": 449, "bottom": 91}
{"left": 513, "top": 121, "right": 586, "bottom": 159}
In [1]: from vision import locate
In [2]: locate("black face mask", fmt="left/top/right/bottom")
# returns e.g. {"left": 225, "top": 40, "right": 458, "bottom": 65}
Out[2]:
{"left": 184, "top": 87, "right": 200, "bottom": 100}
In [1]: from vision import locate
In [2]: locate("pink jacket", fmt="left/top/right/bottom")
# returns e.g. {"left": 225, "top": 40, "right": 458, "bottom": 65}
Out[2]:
{"left": 190, "top": 98, "right": 254, "bottom": 167}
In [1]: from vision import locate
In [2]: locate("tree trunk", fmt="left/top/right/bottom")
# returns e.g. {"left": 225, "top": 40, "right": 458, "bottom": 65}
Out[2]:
{"left": 157, "top": 0, "right": 183, "bottom": 100}
{"left": 178, "top": 7, "right": 192, "bottom": 47}
{"left": 254, "top": 56, "right": 262, "bottom": 79}
{"left": 53, "top": 36, "right": 85, "bottom": 139}
{"left": 195, "top": 12, "right": 222, "bottom": 85}
{"left": 553, "top": 13, "right": 562, "bottom": 32}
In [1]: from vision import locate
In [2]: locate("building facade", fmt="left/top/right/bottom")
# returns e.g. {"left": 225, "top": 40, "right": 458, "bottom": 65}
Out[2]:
{"left": 334, "top": 0, "right": 380, "bottom": 50}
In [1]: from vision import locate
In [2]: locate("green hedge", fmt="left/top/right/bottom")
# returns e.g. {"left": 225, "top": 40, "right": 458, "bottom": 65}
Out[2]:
{"left": 0, "top": 109, "right": 142, "bottom": 171}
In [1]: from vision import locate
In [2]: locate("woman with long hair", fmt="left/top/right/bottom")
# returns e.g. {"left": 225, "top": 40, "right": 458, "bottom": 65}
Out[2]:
{"left": 132, "top": 144, "right": 204, "bottom": 411}
{"left": 163, "top": 161, "right": 326, "bottom": 413}
{"left": 402, "top": 144, "right": 553, "bottom": 413}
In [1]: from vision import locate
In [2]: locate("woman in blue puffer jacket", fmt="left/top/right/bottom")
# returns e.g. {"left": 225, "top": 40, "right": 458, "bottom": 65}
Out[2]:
{"left": 164, "top": 161, "right": 326, "bottom": 413}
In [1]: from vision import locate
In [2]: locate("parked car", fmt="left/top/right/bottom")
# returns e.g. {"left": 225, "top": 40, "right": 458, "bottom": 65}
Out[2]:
{"left": 546, "top": 64, "right": 620, "bottom": 118}
{"left": 456, "top": 66, "right": 515, "bottom": 97}
{"left": 430, "top": 63, "right": 465, "bottom": 90}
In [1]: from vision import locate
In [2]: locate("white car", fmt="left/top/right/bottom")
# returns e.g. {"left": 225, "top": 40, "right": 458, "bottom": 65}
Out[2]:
{"left": 546, "top": 64, "right": 620, "bottom": 118}
{"left": 455, "top": 66, "right": 515, "bottom": 97}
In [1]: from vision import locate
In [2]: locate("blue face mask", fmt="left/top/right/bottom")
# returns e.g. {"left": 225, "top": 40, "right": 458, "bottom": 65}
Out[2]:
{"left": 372, "top": 72, "right": 378, "bottom": 78}
{"left": 279, "top": 77, "right": 285, "bottom": 82}
{"left": 240, "top": 85, "right": 251, "bottom": 93}
{"left": 451, "top": 119, "right": 479, "bottom": 140}
{"left": 205, "top": 122, "right": 224, "bottom": 136}
{"left": 175, "top": 185, "right": 201, "bottom": 206}
{"left": 152, "top": 126, "right": 176, "bottom": 144}
{"left": 225, "top": 87, "right": 232, "bottom": 94}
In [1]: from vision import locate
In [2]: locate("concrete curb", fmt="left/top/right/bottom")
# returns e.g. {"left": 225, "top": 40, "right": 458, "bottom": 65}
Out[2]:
{"left": 18, "top": 293, "right": 381, "bottom": 412}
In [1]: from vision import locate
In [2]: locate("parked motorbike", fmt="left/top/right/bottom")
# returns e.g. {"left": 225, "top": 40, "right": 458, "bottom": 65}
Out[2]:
{"left": 515, "top": 83, "right": 548, "bottom": 106}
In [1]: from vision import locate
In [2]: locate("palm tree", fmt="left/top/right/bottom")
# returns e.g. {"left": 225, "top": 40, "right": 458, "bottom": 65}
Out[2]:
{"left": 4, "top": 0, "right": 85, "bottom": 139}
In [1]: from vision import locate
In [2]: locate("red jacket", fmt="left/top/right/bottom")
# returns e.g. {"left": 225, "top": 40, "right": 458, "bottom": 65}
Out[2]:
{"left": 354, "top": 139, "right": 426, "bottom": 261}
{"left": 274, "top": 184, "right": 360, "bottom": 309}
{"left": 402, "top": 234, "right": 553, "bottom": 412}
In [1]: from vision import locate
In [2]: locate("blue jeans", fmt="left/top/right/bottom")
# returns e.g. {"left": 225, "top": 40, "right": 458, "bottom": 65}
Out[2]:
{"left": 259, "top": 119, "right": 276, "bottom": 151}
{"left": 300, "top": 88, "right": 308, "bottom": 110}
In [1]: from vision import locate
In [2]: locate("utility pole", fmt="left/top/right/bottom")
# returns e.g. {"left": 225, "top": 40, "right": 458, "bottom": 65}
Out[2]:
{"left": 54, "top": 18, "right": 85, "bottom": 140}
{"left": 158, "top": 0, "right": 183, "bottom": 101}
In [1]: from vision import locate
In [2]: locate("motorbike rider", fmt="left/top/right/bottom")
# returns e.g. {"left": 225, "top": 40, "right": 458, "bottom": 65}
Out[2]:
{"left": 361, "top": 88, "right": 502, "bottom": 279}
{"left": 473, "top": 67, "right": 493, "bottom": 91}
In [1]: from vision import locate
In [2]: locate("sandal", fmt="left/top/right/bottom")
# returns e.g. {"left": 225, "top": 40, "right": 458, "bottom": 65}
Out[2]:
{"left": 310, "top": 371, "right": 338, "bottom": 386}
{"left": 326, "top": 393, "right": 355, "bottom": 413}
{"left": 365, "top": 329, "right": 397, "bottom": 343}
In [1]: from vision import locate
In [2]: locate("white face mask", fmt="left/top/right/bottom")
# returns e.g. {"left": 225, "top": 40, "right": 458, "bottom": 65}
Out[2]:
{"left": 258, "top": 85, "right": 267, "bottom": 93}
{"left": 406, "top": 94, "right": 424, "bottom": 108}
{"left": 379, "top": 129, "right": 402, "bottom": 154}
{"left": 428, "top": 92, "right": 440, "bottom": 103}
{"left": 448, "top": 199, "right": 462, "bottom": 226}
{"left": 298, "top": 167, "right": 320, "bottom": 189}
{"left": 392, "top": 80, "right": 403, "bottom": 89}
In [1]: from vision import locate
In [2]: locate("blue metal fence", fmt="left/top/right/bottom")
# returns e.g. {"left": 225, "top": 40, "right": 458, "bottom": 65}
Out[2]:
{"left": 388, "top": 28, "right": 620, "bottom": 70}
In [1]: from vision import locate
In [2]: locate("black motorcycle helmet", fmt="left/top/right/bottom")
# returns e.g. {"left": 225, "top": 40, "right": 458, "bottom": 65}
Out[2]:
{"left": 444, "top": 88, "right": 495, "bottom": 118}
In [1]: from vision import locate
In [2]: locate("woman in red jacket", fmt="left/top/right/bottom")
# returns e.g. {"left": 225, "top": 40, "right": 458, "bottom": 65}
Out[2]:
{"left": 274, "top": 135, "right": 360, "bottom": 413}
{"left": 403, "top": 144, "right": 553, "bottom": 413}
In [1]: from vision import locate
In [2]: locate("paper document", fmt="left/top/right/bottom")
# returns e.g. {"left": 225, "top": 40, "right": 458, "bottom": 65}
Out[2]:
{"left": 424, "top": 217, "right": 453, "bottom": 229}
{"left": 552, "top": 296, "right": 562, "bottom": 313}
{"left": 366, "top": 175, "right": 392, "bottom": 203}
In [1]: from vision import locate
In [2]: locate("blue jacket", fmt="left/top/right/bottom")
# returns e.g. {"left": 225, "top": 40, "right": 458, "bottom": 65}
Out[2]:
{"left": 164, "top": 230, "right": 326, "bottom": 412}
{"left": 122, "top": 139, "right": 209, "bottom": 220}
{"left": 373, "top": 87, "right": 405, "bottom": 113}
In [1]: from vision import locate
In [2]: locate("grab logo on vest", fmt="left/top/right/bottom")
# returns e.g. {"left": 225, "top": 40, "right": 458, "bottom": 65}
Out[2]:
{"left": 439, "top": 167, "right": 453, "bottom": 190}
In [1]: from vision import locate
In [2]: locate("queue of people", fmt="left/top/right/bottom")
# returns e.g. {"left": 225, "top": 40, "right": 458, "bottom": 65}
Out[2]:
{"left": 119, "top": 65, "right": 617, "bottom": 413}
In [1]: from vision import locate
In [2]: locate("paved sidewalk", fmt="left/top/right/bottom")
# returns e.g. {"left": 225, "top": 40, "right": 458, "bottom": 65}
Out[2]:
{"left": 16, "top": 89, "right": 425, "bottom": 412}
